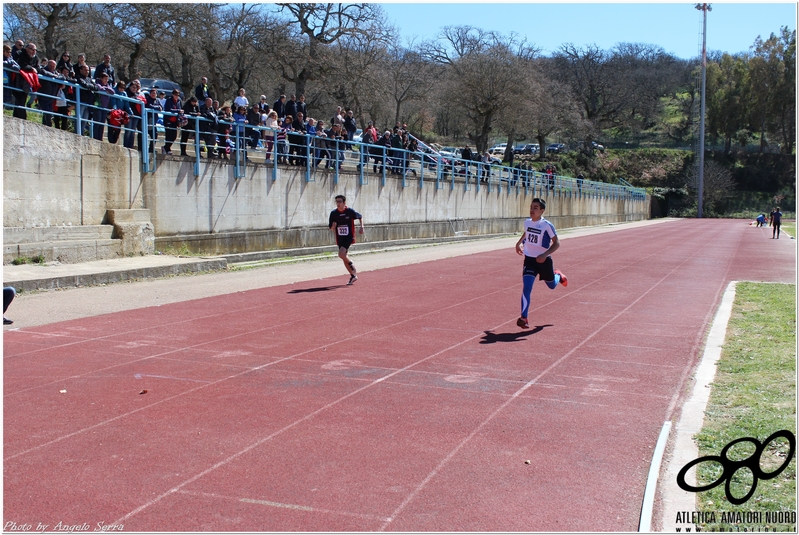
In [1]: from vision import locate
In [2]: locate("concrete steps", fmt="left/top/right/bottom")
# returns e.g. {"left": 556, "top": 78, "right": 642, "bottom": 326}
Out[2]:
{"left": 3, "top": 225, "right": 123, "bottom": 265}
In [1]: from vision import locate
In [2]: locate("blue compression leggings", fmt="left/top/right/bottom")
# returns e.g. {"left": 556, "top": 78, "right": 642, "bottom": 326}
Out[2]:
{"left": 520, "top": 274, "right": 560, "bottom": 319}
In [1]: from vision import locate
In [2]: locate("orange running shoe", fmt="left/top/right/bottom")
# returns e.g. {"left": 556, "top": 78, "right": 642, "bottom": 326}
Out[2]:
{"left": 516, "top": 317, "right": 529, "bottom": 329}
{"left": 555, "top": 269, "right": 568, "bottom": 287}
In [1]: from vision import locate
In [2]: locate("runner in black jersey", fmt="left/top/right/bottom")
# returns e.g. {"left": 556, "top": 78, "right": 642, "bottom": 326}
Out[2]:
{"left": 329, "top": 195, "right": 364, "bottom": 285}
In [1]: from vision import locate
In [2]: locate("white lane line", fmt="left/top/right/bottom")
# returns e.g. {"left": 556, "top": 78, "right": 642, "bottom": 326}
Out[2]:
{"left": 177, "top": 490, "right": 392, "bottom": 523}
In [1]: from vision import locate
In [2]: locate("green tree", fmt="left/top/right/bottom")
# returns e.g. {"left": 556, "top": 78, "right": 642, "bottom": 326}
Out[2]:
{"left": 749, "top": 27, "right": 796, "bottom": 155}
{"left": 706, "top": 53, "right": 750, "bottom": 153}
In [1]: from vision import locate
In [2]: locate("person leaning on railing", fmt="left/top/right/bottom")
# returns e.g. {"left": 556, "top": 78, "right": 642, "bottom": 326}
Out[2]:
{"left": 274, "top": 116, "right": 289, "bottom": 163}
{"left": 179, "top": 95, "right": 201, "bottom": 156}
{"left": 12, "top": 42, "right": 40, "bottom": 120}
{"left": 143, "top": 87, "right": 163, "bottom": 153}
{"left": 74, "top": 63, "right": 98, "bottom": 136}
{"left": 390, "top": 128, "right": 404, "bottom": 175}
{"left": 162, "top": 89, "right": 182, "bottom": 154}
{"left": 216, "top": 104, "right": 233, "bottom": 160}
{"left": 38, "top": 59, "right": 64, "bottom": 128}
{"left": 232, "top": 105, "right": 249, "bottom": 161}
{"left": 92, "top": 72, "right": 115, "bottom": 141}
{"left": 246, "top": 103, "right": 262, "bottom": 151}
{"left": 123, "top": 80, "right": 145, "bottom": 150}
{"left": 199, "top": 97, "right": 219, "bottom": 158}
{"left": 375, "top": 130, "right": 392, "bottom": 175}
{"left": 263, "top": 110, "right": 279, "bottom": 161}
{"left": 3, "top": 44, "right": 20, "bottom": 108}
{"left": 108, "top": 80, "right": 128, "bottom": 144}
{"left": 291, "top": 111, "right": 308, "bottom": 166}
{"left": 55, "top": 51, "right": 74, "bottom": 78}
{"left": 314, "top": 120, "right": 331, "bottom": 168}
{"left": 53, "top": 66, "right": 74, "bottom": 131}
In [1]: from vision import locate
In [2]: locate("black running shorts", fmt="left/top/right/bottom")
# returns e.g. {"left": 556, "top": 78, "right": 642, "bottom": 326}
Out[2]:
{"left": 337, "top": 236, "right": 354, "bottom": 250}
{"left": 522, "top": 255, "right": 555, "bottom": 282}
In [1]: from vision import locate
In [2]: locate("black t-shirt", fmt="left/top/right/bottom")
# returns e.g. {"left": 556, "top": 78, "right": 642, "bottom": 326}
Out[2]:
{"left": 329, "top": 207, "right": 362, "bottom": 243}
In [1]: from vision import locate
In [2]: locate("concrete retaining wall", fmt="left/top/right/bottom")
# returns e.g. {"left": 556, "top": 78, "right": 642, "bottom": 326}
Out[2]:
{"left": 4, "top": 117, "right": 650, "bottom": 256}
{"left": 3, "top": 118, "right": 144, "bottom": 227}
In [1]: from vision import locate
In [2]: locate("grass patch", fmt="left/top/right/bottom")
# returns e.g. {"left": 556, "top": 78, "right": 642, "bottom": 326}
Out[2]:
{"left": 10, "top": 255, "right": 45, "bottom": 265}
{"left": 695, "top": 282, "right": 796, "bottom": 530}
{"left": 781, "top": 221, "right": 795, "bottom": 238}
{"left": 156, "top": 244, "right": 199, "bottom": 257}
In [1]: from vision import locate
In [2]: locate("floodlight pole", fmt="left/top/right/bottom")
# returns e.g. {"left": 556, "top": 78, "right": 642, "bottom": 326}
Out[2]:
{"left": 696, "top": 3, "right": 711, "bottom": 218}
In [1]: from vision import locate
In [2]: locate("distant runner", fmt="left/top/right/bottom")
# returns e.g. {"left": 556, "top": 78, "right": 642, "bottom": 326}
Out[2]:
{"left": 329, "top": 195, "right": 364, "bottom": 285}
{"left": 515, "top": 198, "right": 568, "bottom": 329}
{"left": 770, "top": 206, "right": 782, "bottom": 239}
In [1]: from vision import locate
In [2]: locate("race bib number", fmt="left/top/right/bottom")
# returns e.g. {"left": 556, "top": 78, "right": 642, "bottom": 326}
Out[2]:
{"left": 337, "top": 226, "right": 350, "bottom": 236}
{"left": 527, "top": 232, "right": 539, "bottom": 244}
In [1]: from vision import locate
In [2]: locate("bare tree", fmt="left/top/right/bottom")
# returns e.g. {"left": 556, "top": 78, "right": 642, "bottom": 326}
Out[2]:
{"left": 525, "top": 73, "right": 586, "bottom": 160}
{"left": 425, "top": 26, "right": 538, "bottom": 153}
{"left": 88, "top": 3, "right": 178, "bottom": 81}
{"left": 384, "top": 45, "right": 435, "bottom": 127}
{"left": 610, "top": 43, "right": 684, "bottom": 141}
{"left": 3, "top": 3, "right": 81, "bottom": 59}
{"left": 327, "top": 33, "right": 394, "bottom": 128}
{"left": 274, "top": 3, "right": 389, "bottom": 97}
{"left": 686, "top": 160, "right": 736, "bottom": 215}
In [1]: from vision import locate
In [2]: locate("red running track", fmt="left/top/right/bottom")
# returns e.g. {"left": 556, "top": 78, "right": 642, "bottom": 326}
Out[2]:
{"left": 4, "top": 219, "right": 795, "bottom": 531}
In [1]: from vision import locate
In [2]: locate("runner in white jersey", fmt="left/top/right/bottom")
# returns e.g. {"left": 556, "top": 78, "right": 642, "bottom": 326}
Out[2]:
{"left": 514, "top": 198, "right": 568, "bottom": 329}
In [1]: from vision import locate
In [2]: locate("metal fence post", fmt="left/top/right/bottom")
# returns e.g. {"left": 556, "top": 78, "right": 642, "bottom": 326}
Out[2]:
{"left": 194, "top": 116, "right": 201, "bottom": 176}
{"left": 306, "top": 134, "right": 312, "bottom": 183}
{"left": 272, "top": 130, "right": 278, "bottom": 181}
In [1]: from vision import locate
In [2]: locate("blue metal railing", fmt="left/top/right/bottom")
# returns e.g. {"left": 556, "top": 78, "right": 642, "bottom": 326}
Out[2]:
{"left": 3, "top": 66, "right": 648, "bottom": 201}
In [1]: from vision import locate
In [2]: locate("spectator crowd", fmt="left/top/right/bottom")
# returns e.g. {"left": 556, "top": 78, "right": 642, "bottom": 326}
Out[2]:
{"left": 3, "top": 42, "right": 433, "bottom": 172}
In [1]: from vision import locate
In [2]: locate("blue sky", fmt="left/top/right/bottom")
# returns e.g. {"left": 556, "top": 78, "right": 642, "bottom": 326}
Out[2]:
{"left": 378, "top": 2, "right": 796, "bottom": 59}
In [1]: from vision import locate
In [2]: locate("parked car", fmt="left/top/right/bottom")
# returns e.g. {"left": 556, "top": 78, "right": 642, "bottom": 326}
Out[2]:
{"left": 577, "top": 141, "right": 605, "bottom": 152}
{"left": 439, "top": 146, "right": 460, "bottom": 160}
{"left": 546, "top": 143, "right": 567, "bottom": 154}
{"left": 522, "top": 143, "right": 539, "bottom": 154}
{"left": 138, "top": 78, "right": 184, "bottom": 99}
{"left": 489, "top": 143, "right": 507, "bottom": 155}
{"left": 513, "top": 144, "right": 527, "bottom": 155}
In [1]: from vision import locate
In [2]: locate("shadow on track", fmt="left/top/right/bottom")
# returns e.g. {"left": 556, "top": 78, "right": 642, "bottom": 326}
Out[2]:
{"left": 479, "top": 324, "right": 553, "bottom": 344}
{"left": 287, "top": 285, "right": 346, "bottom": 294}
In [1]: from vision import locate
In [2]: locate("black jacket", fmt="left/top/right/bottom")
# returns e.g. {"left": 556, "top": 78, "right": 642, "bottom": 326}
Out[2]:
{"left": 75, "top": 75, "right": 98, "bottom": 104}
{"left": 194, "top": 83, "right": 212, "bottom": 102}
{"left": 343, "top": 115, "right": 357, "bottom": 135}
{"left": 272, "top": 99, "right": 285, "bottom": 119}
{"left": 285, "top": 99, "right": 297, "bottom": 121}
{"left": 94, "top": 62, "right": 115, "bottom": 85}
{"left": 200, "top": 104, "right": 218, "bottom": 133}
{"left": 39, "top": 67, "right": 64, "bottom": 97}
